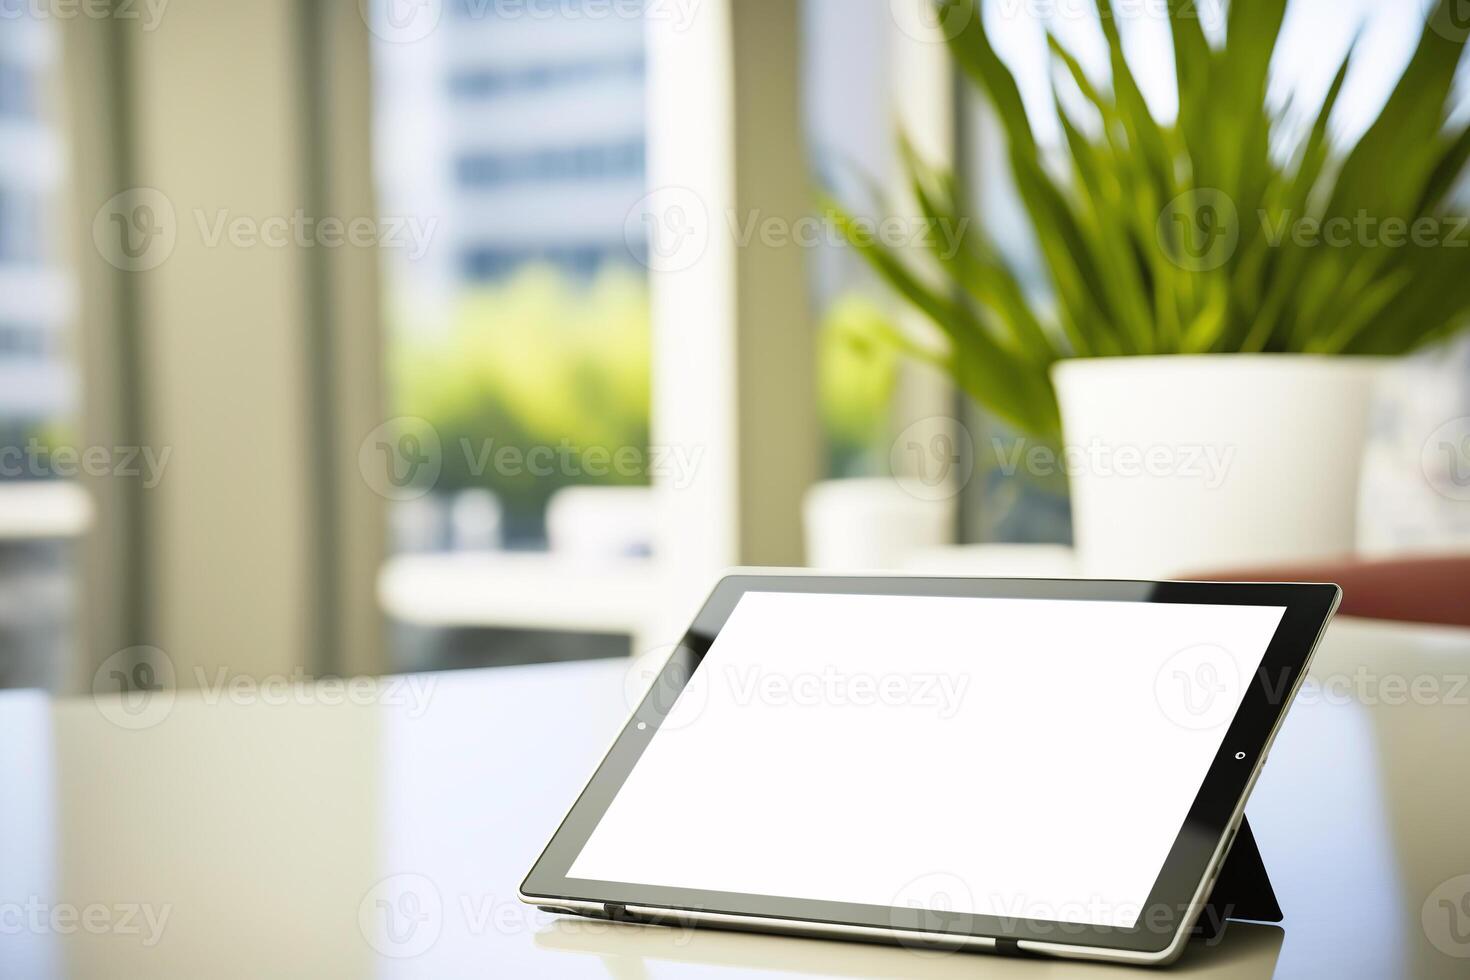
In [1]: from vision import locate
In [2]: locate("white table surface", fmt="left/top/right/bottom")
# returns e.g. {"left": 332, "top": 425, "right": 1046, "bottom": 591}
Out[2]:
{"left": 2, "top": 616, "right": 1468, "bottom": 978}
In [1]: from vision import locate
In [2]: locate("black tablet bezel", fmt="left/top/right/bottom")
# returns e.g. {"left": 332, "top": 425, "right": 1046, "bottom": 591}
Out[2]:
{"left": 522, "top": 575, "right": 1339, "bottom": 957}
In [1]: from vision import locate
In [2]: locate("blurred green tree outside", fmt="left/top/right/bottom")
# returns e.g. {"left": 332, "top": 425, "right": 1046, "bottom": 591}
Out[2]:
{"left": 391, "top": 265, "right": 652, "bottom": 542}
{"left": 390, "top": 263, "right": 900, "bottom": 542}
{"left": 819, "top": 293, "right": 901, "bottom": 477}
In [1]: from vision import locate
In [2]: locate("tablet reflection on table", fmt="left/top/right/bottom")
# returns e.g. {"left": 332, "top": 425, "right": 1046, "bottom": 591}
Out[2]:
{"left": 531, "top": 916, "right": 1285, "bottom": 979}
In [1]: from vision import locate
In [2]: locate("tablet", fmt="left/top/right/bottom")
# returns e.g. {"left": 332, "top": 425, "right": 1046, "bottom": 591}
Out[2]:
{"left": 521, "top": 575, "right": 1339, "bottom": 966}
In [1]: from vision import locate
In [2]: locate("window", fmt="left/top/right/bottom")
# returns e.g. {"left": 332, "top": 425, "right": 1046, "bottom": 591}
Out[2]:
{"left": 955, "top": 0, "right": 1459, "bottom": 546}
{"left": 0, "top": 15, "right": 83, "bottom": 692}
{"left": 803, "top": 0, "right": 902, "bottom": 481}
{"left": 367, "top": 4, "right": 653, "bottom": 670}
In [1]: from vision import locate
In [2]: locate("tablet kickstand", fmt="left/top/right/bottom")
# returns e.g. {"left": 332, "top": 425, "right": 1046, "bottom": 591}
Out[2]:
{"left": 1190, "top": 816, "right": 1283, "bottom": 943}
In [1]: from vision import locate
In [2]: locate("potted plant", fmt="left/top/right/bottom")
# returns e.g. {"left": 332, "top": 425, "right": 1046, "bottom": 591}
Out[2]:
{"left": 833, "top": 0, "right": 1470, "bottom": 577}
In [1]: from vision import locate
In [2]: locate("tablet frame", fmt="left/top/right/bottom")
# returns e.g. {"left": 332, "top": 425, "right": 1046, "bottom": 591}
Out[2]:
{"left": 521, "top": 574, "right": 1340, "bottom": 966}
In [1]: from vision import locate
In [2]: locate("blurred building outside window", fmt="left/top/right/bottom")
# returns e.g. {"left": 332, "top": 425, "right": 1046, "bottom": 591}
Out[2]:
{"left": 0, "top": 16, "right": 83, "bottom": 693}
{"left": 363, "top": 1, "right": 1465, "bottom": 667}
{"left": 803, "top": 0, "right": 901, "bottom": 483}
{"left": 368, "top": 4, "right": 654, "bottom": 670}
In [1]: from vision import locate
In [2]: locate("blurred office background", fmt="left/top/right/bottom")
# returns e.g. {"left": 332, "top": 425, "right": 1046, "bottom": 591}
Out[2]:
{"left": 0, "top": 0, "right": 1466, "bottom": 694}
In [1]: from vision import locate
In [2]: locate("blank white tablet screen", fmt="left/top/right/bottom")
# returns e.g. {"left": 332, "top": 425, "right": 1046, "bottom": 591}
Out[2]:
{"left": 568, "top": 591, "right": 1286, "bottom": 928}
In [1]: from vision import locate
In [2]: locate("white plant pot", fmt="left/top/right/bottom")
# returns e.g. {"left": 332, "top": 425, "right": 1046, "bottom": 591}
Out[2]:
{"left": 803, "top": 478, "right": 955, "bottom": 570}
{"left": 1052, "top": 355, "right": 1384, "bottom": 579}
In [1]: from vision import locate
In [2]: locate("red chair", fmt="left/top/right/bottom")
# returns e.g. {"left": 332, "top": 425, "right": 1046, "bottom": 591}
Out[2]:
{"left": 1191, "top": 555, "right": 1470, "bottom": 629}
